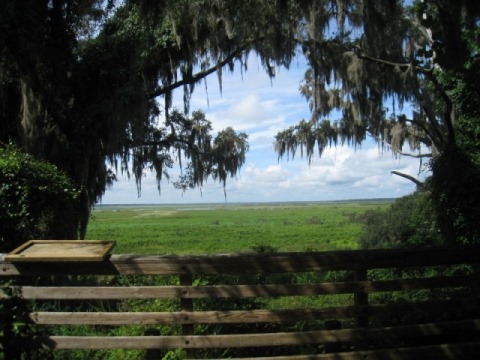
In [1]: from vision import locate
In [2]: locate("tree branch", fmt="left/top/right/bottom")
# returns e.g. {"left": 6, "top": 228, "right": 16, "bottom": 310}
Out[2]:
{"left": 404, "top": 116, "right": 443, "bottom": 149}
{"left": 126, "top": 137, "right": 214, "bottom": 158}
{"left": 355, "top": 48, "right": 453, "bottom": 149}
{"left": 149, "top": 44, "right": 250, "bottom": 99}
{"left": 424, "top": 71, "right": 456, "bottom": 143}
{"left": 391, "top": 170, "right": 427, "bottom": 190}
{"left": 413, "top": 89, "right": 448, "bottom": 149}
{"left": 368, "top": 130, "right": 432, "bottom": 158}
{"left": 355, "top": 47, "right": 433, "bottom": 75}
{"left": 396, "top": 151, "right": 432, "bottom": 158}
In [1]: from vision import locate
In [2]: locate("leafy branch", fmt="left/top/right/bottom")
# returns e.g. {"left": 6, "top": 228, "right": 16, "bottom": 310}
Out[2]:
{"left": 149, "top": 43, "right": 251, "bottom": 99}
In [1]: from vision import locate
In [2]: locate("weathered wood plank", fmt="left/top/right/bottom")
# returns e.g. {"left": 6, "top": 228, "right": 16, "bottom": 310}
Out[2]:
{"left": 12, "top": 319, "right": 480, "bottom": 349}
{"left": 27, "top": 297, "right": 480, "bottom": 325}
{"left": 29, "top": 308, "right": 361, "bottom": 325}
{"left": 194, "top": 342, "right": 480, "bottom": 360}
{"left": 2, "top": 247, "right": 480, "bottom": 276}
{"left": 179, "top": 273, "right": 195, "bottom": 358}
{"left": 6, "top": 332, "right": 357, "bottom": 349}
{"left": 3, "top": 275, "right": 476, "bottom": 300}
{"left": 4, "top": 339, "right": 480, "bottom": 359}
{"left": 2, "top": 283, "right": 355, "bottom": 299}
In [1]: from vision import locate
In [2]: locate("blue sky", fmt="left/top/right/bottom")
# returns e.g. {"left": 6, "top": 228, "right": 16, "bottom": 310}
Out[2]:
{"left": 101, "top": 56, "right": 427, "bottom": 204}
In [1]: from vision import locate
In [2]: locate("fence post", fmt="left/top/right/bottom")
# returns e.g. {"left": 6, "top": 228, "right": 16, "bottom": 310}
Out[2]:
{"left": 144, "top": 329, "right": 161, "bottom": 360}
{"left": 324, "top": 319, "right": 342, "bottom": 353}
{"left": 180, "top": 273, "right": 195, "bottom": 359}
{"left": 354, "top": 268, "right": 368, "bottom": 328}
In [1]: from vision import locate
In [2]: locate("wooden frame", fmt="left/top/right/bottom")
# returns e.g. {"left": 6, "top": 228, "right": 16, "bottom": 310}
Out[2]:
{"left": 5, "top": 240, "right": 115, "bottom": 262}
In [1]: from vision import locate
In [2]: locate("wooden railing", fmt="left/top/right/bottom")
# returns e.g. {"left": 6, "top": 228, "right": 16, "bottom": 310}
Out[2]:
{"left": 1, "top": 247, "right": 480, "bottom": 359}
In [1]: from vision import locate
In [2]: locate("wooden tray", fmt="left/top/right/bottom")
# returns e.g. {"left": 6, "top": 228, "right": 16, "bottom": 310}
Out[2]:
{"left": 5, "top": 240, "right": 116, "bottom": 262}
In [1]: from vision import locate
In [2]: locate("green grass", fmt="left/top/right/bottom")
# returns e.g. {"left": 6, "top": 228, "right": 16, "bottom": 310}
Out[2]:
{"left": 86, "top": 200, "right": 391, "bottom": 254}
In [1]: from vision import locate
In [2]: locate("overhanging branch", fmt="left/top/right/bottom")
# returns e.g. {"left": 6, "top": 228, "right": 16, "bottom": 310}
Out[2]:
{"left": 126, "top": 138, "right": 208, "bottom": 156}
{"left": 424, "top": 71, "right": 456, "bottom": 142}
{"left": 403, "top": 117, "right": 438, "bottom": 144}
{"left": 149, "top": 44, "right": 250, "bottom": 99}
{"left": 355, "top": 48, "right": 433, "bottom": 75}
{"left": 397, "top": 152, "right": 432, "bottom": 158}
{"left": 368, "top": 130, "right": 432, "bottom": 158}
{"left": 355, "top": 49, "right": 451, "bottom": 150}
{"left": 391, "top": 170, "right": 427, "bottom": 190}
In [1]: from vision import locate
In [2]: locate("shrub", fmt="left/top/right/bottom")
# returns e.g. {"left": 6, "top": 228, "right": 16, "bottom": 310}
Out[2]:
{"left": 430, "top": 144, "right": 480, "bottom": 245}
{"left": 358, "top": 191, "right": 441, "bottom": 249}
{"left": 0, "top": 144, "right": 80, "bottom": 251}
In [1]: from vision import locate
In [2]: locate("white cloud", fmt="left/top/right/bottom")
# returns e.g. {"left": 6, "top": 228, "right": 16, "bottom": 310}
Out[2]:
{"left": 207, "top": 94, "right": 284, "bottom": 133}
{"left": 354, "top": 176, "right": 380, "bottom": 188}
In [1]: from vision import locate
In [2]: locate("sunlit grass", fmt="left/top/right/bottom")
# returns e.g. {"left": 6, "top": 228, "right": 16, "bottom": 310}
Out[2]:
{"left": 86, "top": 201, "right": 391, "bottom": 254}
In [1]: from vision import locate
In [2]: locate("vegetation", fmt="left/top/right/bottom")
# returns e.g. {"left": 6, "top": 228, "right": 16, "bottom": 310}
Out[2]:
{"left": 1, "top": 2, "right": 478, "bottom": 357}
{"left": 2, "top": 1, "right": 477, "bottom": 244}
{"left": 0, "top": 144, "right": 79, "bottom": 252}
{"left": 1, "top": 0, "right": 478, "bottom": 352}
{"left": 86, "top": 201, "right": 390, "bottom": 254}
{"left": 358, "top": 191, "right": 441, "bottom": 249}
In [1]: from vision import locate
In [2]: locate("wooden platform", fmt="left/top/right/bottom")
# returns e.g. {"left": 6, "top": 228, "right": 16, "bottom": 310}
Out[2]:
{"left": 5, "top": 240, "right": 115, "bottom": 262}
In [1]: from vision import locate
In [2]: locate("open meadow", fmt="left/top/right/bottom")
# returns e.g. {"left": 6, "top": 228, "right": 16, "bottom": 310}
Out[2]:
{"left": 86, "top": 200, "right": 391, "bottom": 254}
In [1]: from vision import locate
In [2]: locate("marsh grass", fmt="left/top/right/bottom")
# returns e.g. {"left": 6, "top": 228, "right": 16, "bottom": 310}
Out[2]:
{"left": 86, "top": 201, "right": 390, "bottom": 254}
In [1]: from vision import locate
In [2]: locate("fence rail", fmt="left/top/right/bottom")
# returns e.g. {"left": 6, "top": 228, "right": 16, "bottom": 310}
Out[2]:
{"left": 1, "top": 247, "right": 480, "bottom": 359}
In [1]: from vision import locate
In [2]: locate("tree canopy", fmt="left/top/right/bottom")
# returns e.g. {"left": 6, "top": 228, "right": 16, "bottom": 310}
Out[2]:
{"left": 274, "top": 1, "right": 479, "bottom": 165}
{"left": 1, "top": 0, "right": 479, "bottom": 243}
{"left": 271, "top": 0, "right": 480, "bottom": 244}
{"left": 0, "top": 0, "right": 256, "bottom": 238}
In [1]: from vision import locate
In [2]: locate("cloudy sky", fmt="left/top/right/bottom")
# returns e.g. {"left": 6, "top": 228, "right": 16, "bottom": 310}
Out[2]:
{"left": 101, "top": 55, "right": 428, "bottom": 205}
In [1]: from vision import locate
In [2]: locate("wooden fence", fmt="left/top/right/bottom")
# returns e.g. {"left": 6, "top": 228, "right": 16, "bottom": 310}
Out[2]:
{"left": 1, "top": 247, "right": 480, "bottom": 359}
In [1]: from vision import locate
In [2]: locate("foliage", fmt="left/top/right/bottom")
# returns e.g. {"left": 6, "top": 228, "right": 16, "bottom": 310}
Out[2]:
{"left": 0, "top": 0, "right": 251, "bottom": 238}
{"left": 0, "top": 144, "right": 80, "bottom": 251}
{"left": 358, "top": 192, "right": 477, "bottom": 327}
{"left": 172, "top": 114, "right": 249, "bottom": 195}
{"left": 358, "top": 192, "right": 441, "bottom": 249}
{"left": 272, "top": 0, "right": 480, "bottom": 245}
{"left": 430, "top": 145, "right": 480, "bottom": 245}
{"left": 274, "top": 0, "right": 479, "bottom": 165}
{"left": 429, "top": 26, "right": 480, "bottom": 245}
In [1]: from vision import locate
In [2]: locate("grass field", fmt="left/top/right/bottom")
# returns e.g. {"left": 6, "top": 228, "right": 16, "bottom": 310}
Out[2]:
{"left": 86, "top": 200, "right": 391, "bottom": 254}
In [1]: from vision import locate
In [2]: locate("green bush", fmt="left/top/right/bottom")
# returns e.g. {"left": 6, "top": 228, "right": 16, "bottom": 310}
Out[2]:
{"left": 430, "top": 144, "right": 480, "bottom": 246}
{"left": 0, "top": 144, "right": 80, "bottom": 251}
{"left": 358, "top": 191, "right": 441, "bottom": 249}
